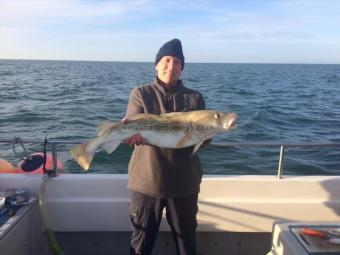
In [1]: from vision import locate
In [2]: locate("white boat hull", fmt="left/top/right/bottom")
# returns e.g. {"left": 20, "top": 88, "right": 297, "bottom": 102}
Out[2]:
{"left": 1, "top": 174, "right": 340, "bottom": 254}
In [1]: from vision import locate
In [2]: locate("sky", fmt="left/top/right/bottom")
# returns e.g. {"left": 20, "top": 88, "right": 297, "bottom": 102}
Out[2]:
{"left": 1, "top": 0, "right": 340, "bottom": 64}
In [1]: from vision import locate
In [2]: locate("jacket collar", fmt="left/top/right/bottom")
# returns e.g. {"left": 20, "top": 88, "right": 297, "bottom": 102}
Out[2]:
{"left": 154, "top": 78, "right": 183, "bottom": 94}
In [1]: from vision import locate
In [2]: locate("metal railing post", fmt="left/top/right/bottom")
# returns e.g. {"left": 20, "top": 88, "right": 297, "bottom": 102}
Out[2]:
{"left": 51, "top": 143, "right": 58, "bottom": 176}
{"left": 277, "top": 145, "right": 285, "bottom": 179}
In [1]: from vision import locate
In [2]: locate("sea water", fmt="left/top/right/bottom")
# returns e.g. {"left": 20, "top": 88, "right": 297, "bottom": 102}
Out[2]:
{"left": 0, "top": 60, "right": 339, "bottom": 175}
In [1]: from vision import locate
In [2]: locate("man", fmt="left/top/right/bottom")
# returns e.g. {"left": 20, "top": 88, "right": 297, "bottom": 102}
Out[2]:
{"left": 124, "top": 39, "right": 206, "bottom": 255}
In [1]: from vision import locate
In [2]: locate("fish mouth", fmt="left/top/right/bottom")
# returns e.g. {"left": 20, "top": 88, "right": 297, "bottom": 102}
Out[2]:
{"left": 223, "top": 114, "right": 237, "bottom": 130}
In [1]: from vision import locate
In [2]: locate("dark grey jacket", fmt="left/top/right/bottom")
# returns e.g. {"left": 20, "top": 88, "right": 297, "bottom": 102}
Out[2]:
{"left": 126, "top": 79, "right": 206, "bottom": 198}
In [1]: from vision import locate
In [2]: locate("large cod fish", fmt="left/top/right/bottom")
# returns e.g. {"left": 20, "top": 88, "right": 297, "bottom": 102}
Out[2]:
{"left": 70, "top": 110, "right": 237, "bottom": 171}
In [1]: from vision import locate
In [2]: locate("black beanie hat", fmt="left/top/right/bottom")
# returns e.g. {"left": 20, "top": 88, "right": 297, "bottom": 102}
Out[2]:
{"left": 155, "top": 38, "right": 185, "bottom": 70}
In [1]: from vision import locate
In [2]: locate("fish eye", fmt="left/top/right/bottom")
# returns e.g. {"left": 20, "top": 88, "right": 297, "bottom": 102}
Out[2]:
{"left": 214, "top": 113, "right": 220, "bottom": 119}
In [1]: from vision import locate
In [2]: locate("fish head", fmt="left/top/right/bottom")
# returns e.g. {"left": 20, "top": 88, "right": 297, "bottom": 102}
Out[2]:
{"left": 187, "top": 110, "right": 237, "bottom": 132}
{"left": 210, "top": 111, "right": 237, "bottom": 131}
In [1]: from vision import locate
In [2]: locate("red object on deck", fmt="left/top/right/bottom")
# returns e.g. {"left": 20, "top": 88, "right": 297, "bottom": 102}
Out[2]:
{"left": 0, "top": 159, "right": 18, "bottom": 173}
{"left": 17, "top": 153, "right": 63, "bottom": 173}
{"left": 301, "top": 228, "right": 328, "bottom": 238}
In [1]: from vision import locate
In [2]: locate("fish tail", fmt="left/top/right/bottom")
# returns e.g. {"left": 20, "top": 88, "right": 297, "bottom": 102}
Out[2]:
{"left": 70, "top": 142, "right": 95, "bottom": 171}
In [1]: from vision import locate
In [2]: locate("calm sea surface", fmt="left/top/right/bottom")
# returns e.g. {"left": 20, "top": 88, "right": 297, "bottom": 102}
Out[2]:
{"left": 1, "top": 60, "right": 340, "bottom": 175}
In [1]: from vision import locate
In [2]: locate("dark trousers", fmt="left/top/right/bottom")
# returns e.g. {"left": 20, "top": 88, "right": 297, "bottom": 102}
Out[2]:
{"left": 129, "top": 191, "right": 198, "bottom": 255}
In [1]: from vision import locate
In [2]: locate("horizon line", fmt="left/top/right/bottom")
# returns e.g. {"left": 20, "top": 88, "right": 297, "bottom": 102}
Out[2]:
{"left": 1, "top": 58, "right": 339, "bottom": 65}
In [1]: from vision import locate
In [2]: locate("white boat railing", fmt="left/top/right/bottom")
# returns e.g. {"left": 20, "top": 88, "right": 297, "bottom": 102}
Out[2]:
{"left": 212, "top": 142, "right": 340, "bottom": 178}
{"left": 1, "top": 138, "right": 340, "bottom": 178}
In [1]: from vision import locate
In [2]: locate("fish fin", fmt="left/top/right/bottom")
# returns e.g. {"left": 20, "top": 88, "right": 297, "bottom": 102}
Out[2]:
{"left": 70, "top": 142, "right": 95, "bottom": 171}
{"left": 97, "top": 121, "right": 117, "bottom": 137}
{"left": 176, "top": 132, "right": 192, "bottom": 148}
{"left": 102, "top": 141, "right": 121, "bottom": 154}
{"left": 191, "top": 140, "right": 205, "bottom": 155}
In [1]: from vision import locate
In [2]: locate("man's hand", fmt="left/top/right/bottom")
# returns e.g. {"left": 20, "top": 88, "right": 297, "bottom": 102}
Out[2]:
{"left": 122, "top": 117, "right": 148, "bottom": 146}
